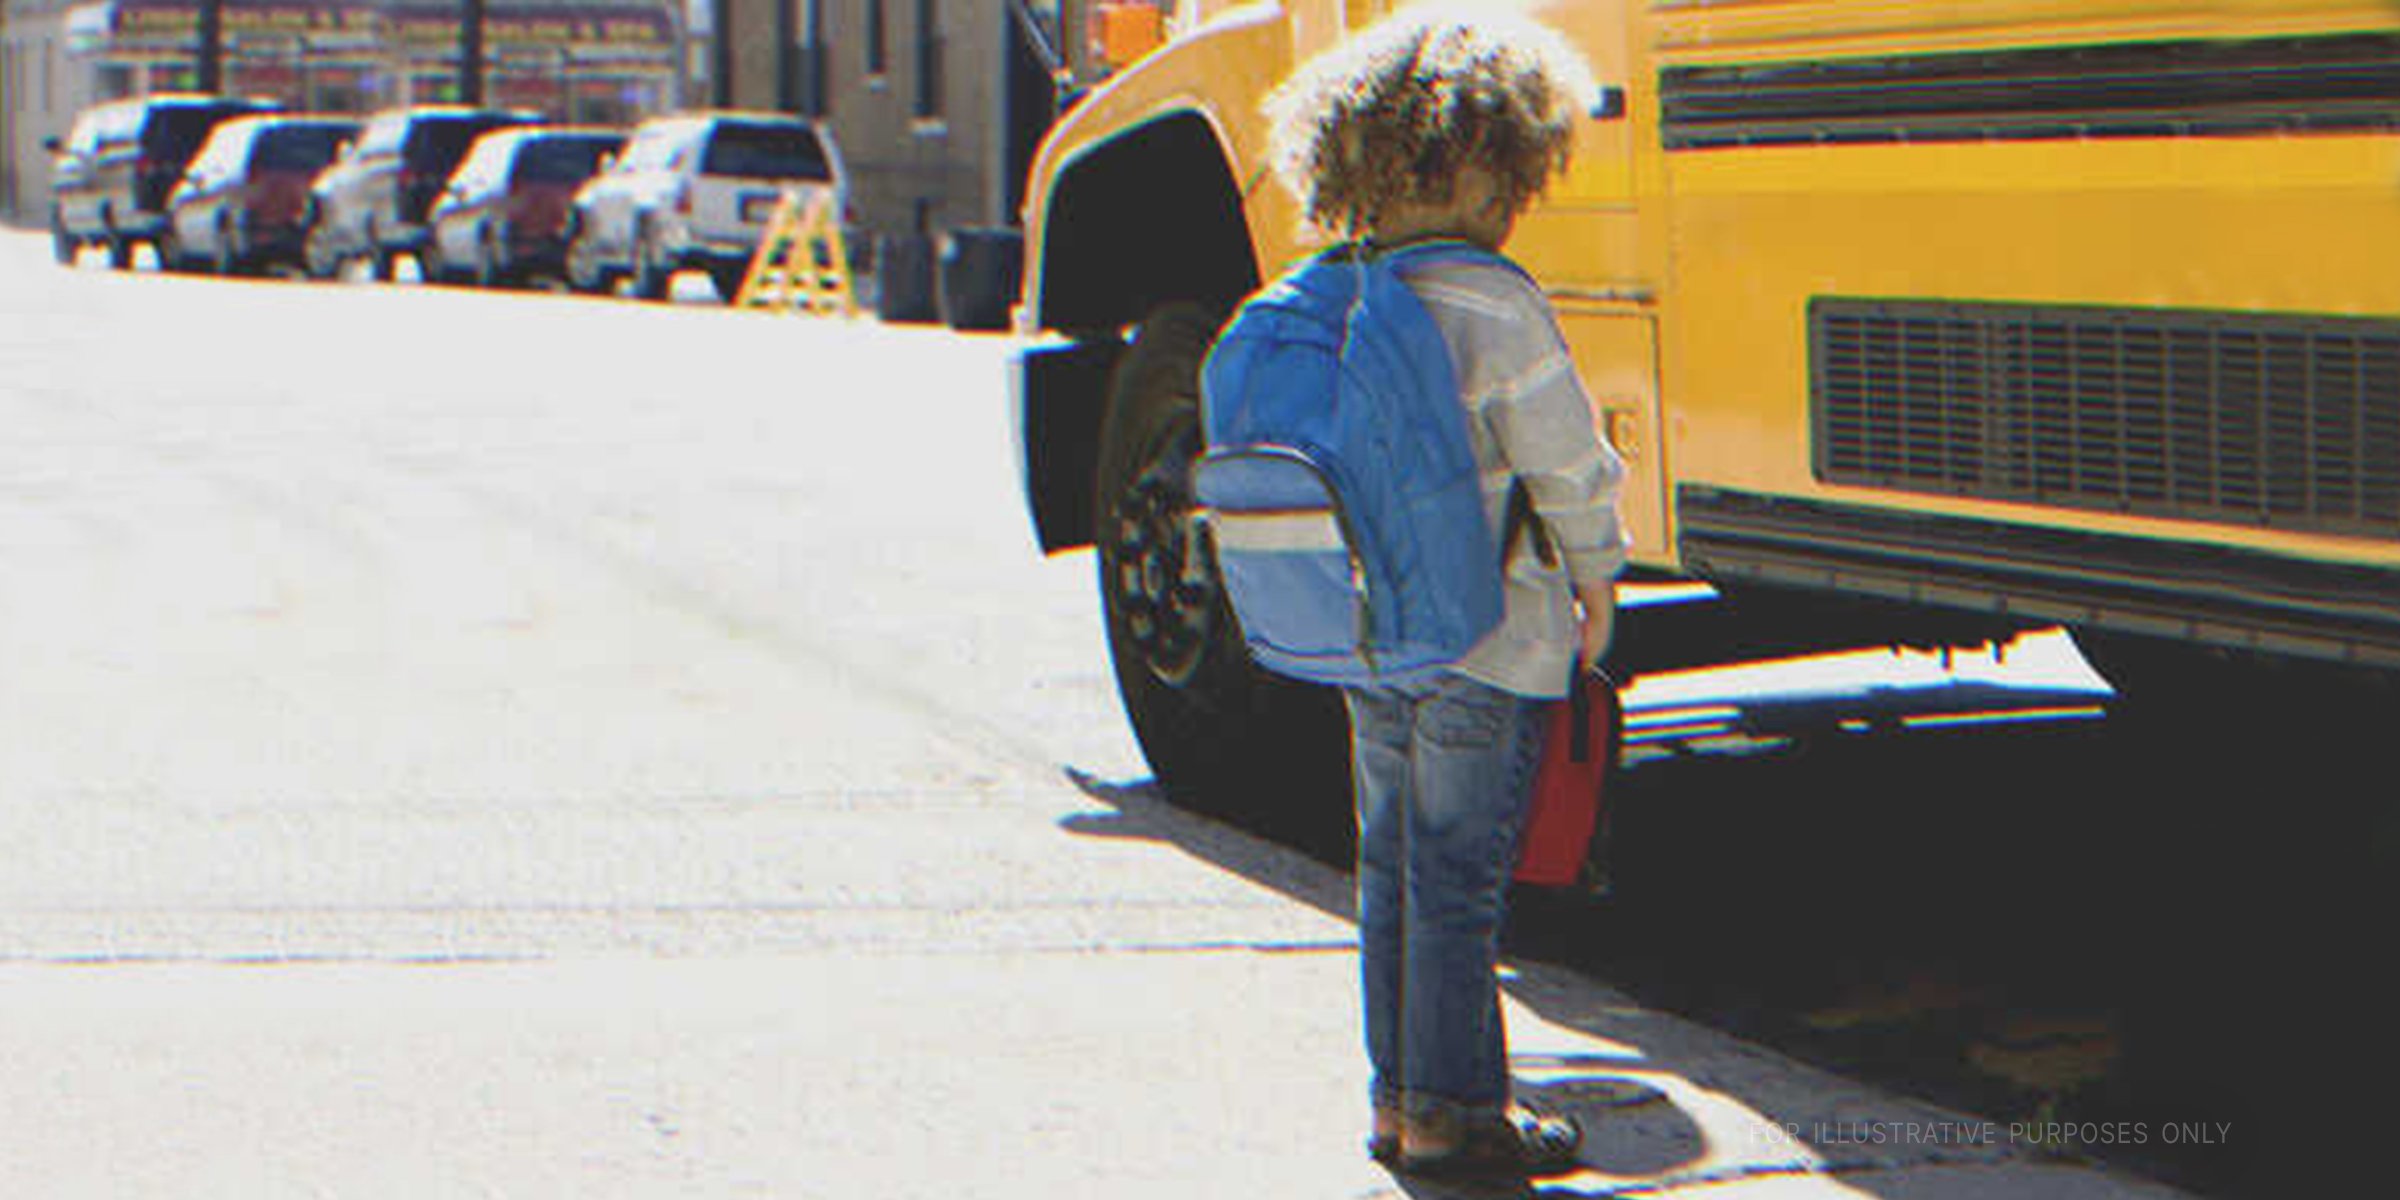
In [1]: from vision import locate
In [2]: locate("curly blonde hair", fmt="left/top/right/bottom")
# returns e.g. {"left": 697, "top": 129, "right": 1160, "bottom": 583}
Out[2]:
{"left": 1264, "top": 3, "right": 1596, "bottom": 237}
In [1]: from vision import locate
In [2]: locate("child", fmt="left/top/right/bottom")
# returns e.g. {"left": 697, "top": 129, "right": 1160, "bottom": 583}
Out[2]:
{"left": 1261, "top": 4, "right": 1628, "bottom": 1181}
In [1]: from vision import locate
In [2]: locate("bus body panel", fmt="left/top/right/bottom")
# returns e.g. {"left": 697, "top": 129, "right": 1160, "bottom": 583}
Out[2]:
{"left": 1018, "top": 0, "right": 2400, "bottom": 678}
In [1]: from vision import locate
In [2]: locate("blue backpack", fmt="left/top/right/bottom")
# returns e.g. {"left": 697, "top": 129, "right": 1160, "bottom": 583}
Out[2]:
{"left": 1196, "top": 240, "right": 1522, "bottom": 687}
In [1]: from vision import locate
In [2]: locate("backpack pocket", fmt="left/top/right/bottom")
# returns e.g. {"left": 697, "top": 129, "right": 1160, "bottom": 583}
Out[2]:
{"left": 1194, "top": 448, "right": 1370, "bottom": 672}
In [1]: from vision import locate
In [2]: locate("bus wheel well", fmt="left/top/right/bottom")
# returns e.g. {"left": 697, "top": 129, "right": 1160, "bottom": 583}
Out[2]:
{"left": 1036, "top": 113, "right": 1258, "bottom": 335}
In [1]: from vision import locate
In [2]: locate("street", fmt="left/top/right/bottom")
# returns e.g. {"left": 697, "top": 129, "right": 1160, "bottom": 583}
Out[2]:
{"left": 0, "top": 229, "right": 2313, "bottom": 1198}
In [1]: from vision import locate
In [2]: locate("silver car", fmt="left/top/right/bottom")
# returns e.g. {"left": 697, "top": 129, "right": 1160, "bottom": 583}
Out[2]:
{"left": 424, "top": 127, "right": 623, "bottom": 288}
{"left": 302, "top": 105, "right": 534, "bottom": 281}
{"left": 564, "top": 111, "right": 849, "bottom": 302}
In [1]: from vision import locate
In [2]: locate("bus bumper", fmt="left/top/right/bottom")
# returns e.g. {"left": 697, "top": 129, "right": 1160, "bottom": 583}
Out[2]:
{"left": 1009, "top": 336, "right": 1123, "bottom": 555}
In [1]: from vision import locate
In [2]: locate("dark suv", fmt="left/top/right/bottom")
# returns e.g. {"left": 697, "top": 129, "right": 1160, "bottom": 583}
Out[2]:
{"left": 47, "top": 94, "right": 279, "bottom": 268}
{"left": 302, "top": 105, "right": 533, "bottom": 280}
{"left": 164, "top": 115, "right": 360, "bottom": 275}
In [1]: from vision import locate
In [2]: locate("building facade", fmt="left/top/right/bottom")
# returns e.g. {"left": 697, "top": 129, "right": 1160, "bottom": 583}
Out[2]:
{"left": 4, "top": 0, "right": 99, "bottom": 220}
{"left": 713, "top": 0, "right": 1178, "bottom": 247}
{"left": 3, "top": 0, "right": 679, "bottom": 221}
{"left": 719, "top": 0, "right": 1035, "bottom": 245}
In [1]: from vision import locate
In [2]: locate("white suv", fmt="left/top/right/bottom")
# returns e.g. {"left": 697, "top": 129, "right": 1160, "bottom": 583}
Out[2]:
{"left": 565, "top": 111, "right": 848, "bottom": 302}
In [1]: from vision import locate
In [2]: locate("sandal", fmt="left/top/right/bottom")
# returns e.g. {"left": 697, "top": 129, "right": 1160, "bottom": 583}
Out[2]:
{"left": 1368, "top": 1102, "right": 1404, "bottom": 1163}
{"left": 1399, "top": 1105, "right": 1583, "bottom": 1180}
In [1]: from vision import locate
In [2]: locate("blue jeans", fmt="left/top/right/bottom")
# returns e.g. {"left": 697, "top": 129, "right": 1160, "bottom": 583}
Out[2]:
{"left": 1347, "top": 672, "right": 1546, "bottom": 1119}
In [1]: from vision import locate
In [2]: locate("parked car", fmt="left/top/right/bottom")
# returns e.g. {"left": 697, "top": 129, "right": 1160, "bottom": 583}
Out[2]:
{"left": 162, "top": 115, "right": 360, "bottom": 276}
{"left": 424, "top": 127, "right": 624, "bottom": 288}
{"left": 302, "top": 105, "right": 534, "bottom": 281}
{"left": 565, "top": 111, "right": 848, "bottom": 302}
{"left": 46, "top": 94, "right": 279, "bottom": 269}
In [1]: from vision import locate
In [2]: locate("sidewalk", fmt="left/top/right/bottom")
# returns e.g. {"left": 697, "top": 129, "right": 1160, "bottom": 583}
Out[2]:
{"left": 0, "top": 792, "right": 2203, "bottom": 1200}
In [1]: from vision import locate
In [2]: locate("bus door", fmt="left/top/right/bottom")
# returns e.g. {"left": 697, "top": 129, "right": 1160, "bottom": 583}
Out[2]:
{"left": 1517, "top": 0, "right": 1670, "bottom": 569}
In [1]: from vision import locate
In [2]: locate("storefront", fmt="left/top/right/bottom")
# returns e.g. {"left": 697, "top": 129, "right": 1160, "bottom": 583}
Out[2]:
{"left": 30, "top": 0, "right": 673, "bottom": 118}
{"left": 4, "top": 0, "right": 677, "bottom": 217}
{"left": 384, "top": 2, "right": 674, "bottom": 123}
{"left": 82, "top": 0, "right": 382, "bottom": 111}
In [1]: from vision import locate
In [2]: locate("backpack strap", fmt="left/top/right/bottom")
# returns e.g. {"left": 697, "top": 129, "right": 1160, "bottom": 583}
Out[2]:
{"left": 1501, "top": 481, "right": 1558, "bottom": 570}
{"left": 1365, "top": 237, "right": 1556, "bottom": 570}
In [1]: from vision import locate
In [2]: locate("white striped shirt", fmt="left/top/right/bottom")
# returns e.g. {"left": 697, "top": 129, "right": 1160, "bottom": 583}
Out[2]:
{"left": 1398, "top": 254, "right": 1629, "bottom": 699}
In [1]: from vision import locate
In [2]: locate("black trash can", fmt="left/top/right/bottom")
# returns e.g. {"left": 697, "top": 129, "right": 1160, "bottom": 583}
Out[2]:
{"left": 937, "top": 227, "right": 1024, "bottom": 333}
{"left": 874, "top": 232, "right": 939, "bottom": 325}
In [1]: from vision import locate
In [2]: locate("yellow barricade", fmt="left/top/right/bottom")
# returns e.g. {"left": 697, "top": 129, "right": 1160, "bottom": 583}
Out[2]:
{"left": 735, "top": 189, "right": 857, "bottom": 317}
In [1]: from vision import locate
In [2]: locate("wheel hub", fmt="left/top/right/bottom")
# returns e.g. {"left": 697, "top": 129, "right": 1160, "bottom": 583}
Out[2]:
{"left": 1109, "top": 441, "right": 1220, "bottom": 687}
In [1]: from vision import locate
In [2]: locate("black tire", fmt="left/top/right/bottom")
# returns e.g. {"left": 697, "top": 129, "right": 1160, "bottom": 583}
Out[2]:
{"left": 364, "top": 218, "right": 395, "bottom": 283}
{"left": 302, "top": 218, "right": 344, "bottom": 281}
{"left": 155, "top": 223, "right": 190, "bottom": 274}
{"left": 564, "top": 235, "right": 611, "bottom": 294}
{"left": 630, "top": 219, "right": 672, "bottom": 301}
{"left": 476, "top": 223, "right": 515, "bottom": 289}
{"left": 1093, "top": 304, "right": 1354, "bottom": 858}
{"left": 562, "top": 213, "right": 614, "bottom": 295}
{"left": 710, "top": 264, "right": 748, "bottom": 305}
{"left": 105, "top": 234, "right": 134, "bottom": 271}
{"left": 50, "top": 211, "right": 76, "bottom": 266}
{"left": 213, "top": 213, "right": 247, "bottom": 277}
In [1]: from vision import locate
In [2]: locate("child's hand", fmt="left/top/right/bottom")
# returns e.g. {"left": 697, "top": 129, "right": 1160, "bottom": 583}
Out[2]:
{"left": 1576, "top": 582, "right": 1616, "bottom": 673}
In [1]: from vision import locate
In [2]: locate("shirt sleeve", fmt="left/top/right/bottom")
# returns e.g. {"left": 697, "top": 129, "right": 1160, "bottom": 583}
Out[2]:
{"left": 1477, "top": 272, "right": 1629, "bottom": 590}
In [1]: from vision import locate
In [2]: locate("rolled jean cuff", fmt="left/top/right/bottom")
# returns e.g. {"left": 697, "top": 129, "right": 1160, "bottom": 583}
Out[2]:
{"left": 1402, "top": 1090, "right": 1510, "bottom": 1126}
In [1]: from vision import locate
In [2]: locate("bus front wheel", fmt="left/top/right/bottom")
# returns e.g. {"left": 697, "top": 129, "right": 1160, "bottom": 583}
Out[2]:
{"left": 1092, "top": 303, "right": 1353, "bottom": 858}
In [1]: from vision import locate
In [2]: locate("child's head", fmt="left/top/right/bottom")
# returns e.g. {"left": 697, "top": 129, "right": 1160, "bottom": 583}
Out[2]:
{"left": 1264, "top": 3, "right": 1595, "bottom": 245}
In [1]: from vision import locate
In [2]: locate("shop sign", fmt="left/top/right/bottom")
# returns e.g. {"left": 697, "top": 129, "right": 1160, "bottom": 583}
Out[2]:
{"left": 114, "top": 0, "right": 378, "bottom": 37}
{"left": 85, "top": 1, "right": 668, "bottom": 52}
{"left": 389, "top": 6, "right": 669, "bottom": 47}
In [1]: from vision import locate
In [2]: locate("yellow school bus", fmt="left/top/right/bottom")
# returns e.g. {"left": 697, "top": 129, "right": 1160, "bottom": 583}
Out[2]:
{"left": 1006, "top": 0, "right": 2400, "bottom": 816}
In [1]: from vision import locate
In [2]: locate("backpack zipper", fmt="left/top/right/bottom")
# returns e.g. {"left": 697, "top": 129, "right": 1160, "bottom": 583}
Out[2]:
{"left": 1349, "top": 548, "right": 1375, "bottom": 676}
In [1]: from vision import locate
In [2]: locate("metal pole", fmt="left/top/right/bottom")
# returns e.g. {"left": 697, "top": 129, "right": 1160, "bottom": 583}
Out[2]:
{"left": 671, "top": 0, "right": 689, "bottom": 110}
{"left": 198, "top": 0, "right": 223, "bottom": 92}
{"left": 711, "top": 0, "right": 732, "bottom": 106}
{"left": 461, "top": 0, "right": 485, "bottom": 104}
{"left": 776, "top": 0, "right": 797, "bottom": 112}
{"left": 805, "top": 0, "right": 825, "bottom": 115}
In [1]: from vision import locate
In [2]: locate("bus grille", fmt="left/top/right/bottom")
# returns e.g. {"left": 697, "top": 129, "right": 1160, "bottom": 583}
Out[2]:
{"left": 1812, "top": 299, "right": 2400, "bottom": 539}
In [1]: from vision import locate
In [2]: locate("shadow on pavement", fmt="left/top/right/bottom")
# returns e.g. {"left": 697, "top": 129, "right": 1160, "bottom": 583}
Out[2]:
{"left": 1059, "top": 768, "right": 1357, "bottom": 919}
{"left": 1060, "top": 767, "right": 1908, "bottom": 1199}
{"left": 1058, "top": 650, "right": 2398, "bottom": 1200}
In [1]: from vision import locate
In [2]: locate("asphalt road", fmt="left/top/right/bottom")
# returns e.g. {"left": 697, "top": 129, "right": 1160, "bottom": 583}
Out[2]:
{"left": 0, "top": 236, "right": 1176, "bottom": 962}
{"left": 0, "top": 233, "right": 2377, "bottom": 1198}
{"left": 1, "top": 237, "right": 1352, "bottom": 1195}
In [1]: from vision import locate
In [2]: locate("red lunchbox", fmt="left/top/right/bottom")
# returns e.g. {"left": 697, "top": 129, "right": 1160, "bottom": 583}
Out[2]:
{"left": 1515, "top": 668, "right": 1623, "bottom": 888}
